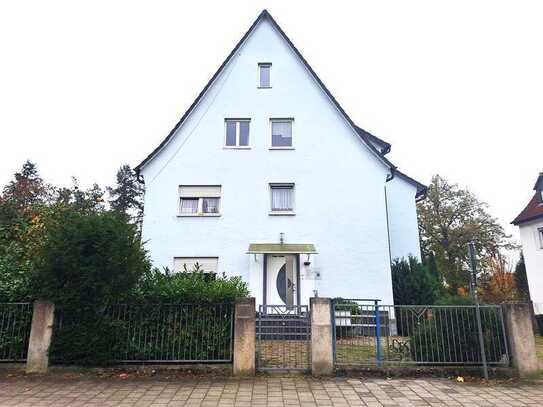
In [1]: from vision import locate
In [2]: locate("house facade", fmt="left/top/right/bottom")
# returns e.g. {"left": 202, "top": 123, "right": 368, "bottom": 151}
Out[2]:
{"left": 136, "top": 10, "right": 426, "bottom": 307}
{"left": 512, "top": 172, "right": 543, "bottom": 304}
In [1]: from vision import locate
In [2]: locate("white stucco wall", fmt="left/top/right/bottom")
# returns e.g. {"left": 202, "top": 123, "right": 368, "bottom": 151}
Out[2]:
{"left": 385, "top": 177, "right": 422, "bottom": 261}
{"left": 519, "top": 219, "right": 543, "bottom": 304}
{"left": 139, "top": 18, "right": 418, "bottom": 306}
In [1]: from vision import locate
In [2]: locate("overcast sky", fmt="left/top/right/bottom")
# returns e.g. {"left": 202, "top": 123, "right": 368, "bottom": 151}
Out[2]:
{"left": 1, "top": 1, "right": 542, "bottom": 253}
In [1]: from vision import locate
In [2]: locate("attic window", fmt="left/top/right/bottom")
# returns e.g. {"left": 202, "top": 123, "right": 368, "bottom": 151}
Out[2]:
{"left": 258, "top": 63, "right": 271, "bottom": 88}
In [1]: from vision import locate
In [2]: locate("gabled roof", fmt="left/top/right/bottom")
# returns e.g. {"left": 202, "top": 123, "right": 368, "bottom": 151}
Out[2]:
{"left": 135, "top": 10, "right": 426, "bottom": 198}
{"left": 135, "top": 9, "right": 395, "bottom": 173}
{"left": 512, "top": 172, "right": 543, "bottom": 225}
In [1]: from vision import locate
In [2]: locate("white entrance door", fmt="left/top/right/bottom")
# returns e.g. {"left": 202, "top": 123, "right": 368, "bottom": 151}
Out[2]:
{"left": 266, "top": 255, "right": 297, "bottom": 306}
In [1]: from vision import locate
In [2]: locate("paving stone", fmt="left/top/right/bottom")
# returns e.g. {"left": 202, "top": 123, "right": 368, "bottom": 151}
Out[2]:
{"left": 0, "top": 377, "right": 542, "bottom": 406}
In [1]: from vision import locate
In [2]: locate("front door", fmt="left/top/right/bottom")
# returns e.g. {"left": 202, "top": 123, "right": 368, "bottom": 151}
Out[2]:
{"left": 266, "top": 255, "right": 297, "bottom": 306}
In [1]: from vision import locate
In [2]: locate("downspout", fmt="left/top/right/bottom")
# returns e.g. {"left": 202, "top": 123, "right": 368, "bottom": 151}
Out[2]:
{"left": 384, "top": 169, "right": 395, "bottom": 264}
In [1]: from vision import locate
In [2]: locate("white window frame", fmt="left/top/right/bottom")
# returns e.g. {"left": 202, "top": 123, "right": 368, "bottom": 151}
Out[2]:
{"left": 173, "top": 257, "right": 218, "bottom": 274}
{"left": 269, "top": 118, "right": 294, "bottom": 150}
{"left": 269, "top": 183, "right": 295, "bottom": 216}
{"left": 178, "top": 185, "right": 221, "bottom": 217}
{"left": 538, "top": 227, "right": 543, "bottom": 249}
{"left": 258, "top": 63, "right": 272, "bottom": 88}
{"left": 224, "top": 119, "right": 251, "bottom": 149}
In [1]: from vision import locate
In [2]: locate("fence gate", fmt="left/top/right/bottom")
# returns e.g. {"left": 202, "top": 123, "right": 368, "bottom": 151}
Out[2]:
{"left": 332, "top": 299, "right": 510, "bottom": 368}
{"left": 256, "top": 305, "right": 310, "bottom": 371}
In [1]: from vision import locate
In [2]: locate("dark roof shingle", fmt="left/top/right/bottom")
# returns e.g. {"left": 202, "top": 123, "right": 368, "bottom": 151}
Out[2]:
{"left": 512, "top": 173, "right": 543, "bottom": 225}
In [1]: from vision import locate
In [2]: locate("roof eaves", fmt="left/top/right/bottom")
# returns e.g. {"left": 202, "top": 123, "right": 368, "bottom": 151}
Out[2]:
{"left": 394, "top": 169, "right": 428, "bottom": 199}
{"left": 354, "top": 125, "right": 391, "bottom": 155}
{"left": 511, "top": 212, "right": 543, "bottom": 226}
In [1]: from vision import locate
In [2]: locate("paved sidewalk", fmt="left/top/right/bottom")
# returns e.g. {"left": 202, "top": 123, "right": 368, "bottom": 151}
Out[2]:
{"left": 0, "top": 376, "right": 541, "bottom": 406}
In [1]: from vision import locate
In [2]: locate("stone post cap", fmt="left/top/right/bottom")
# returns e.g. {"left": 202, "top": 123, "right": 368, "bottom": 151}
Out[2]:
{"left": 310, "top": 297, "right": 331, "bottom": 305}
{"left": 236, "top": 297, "right": 255, "bottom": 305}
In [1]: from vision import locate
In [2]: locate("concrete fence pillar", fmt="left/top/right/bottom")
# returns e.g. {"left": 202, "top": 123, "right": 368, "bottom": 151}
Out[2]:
{"left": 310, "top": 297, "right": 334, "bottom": 376}
{"left": 233, "top": 297, "right": 256, "bottom": 376}
{"left": 26, "top": 300, "right": 55, "bottom": 374}
{"left": 503, "top": 303, "right": 539, "bottom": 377}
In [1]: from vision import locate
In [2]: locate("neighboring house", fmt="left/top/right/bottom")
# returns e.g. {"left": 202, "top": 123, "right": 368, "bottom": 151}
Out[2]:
{"left": 512, "top": 172, "right": 543, "bottom": 304}
{"left": 135, "top": 10, "right": 426, "bottom": 307}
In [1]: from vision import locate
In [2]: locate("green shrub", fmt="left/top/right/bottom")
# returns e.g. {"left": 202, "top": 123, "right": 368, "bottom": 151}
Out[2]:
{"left": 31, "top": 208, "right": 150, "bottom": 311}
{"left": 132, "top": 267, "right": 249, "bottom": 304}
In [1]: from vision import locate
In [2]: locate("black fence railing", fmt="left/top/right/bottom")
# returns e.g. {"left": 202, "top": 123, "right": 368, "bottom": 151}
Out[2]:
{"left": 0, "top": 303, "right": 33, "bottom": 362}
{"left": 53, "top": 303, "right": 234, "bottom": 364}
{"left": 256, "top": 305, "right": 311, "bottom": 371}
{"left": 333, "top": 300, "right": 509, "bottom": 367}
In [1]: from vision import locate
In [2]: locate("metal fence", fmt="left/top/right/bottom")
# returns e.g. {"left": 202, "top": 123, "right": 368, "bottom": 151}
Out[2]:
{"left": 333, "top": 300, "right": 509, "bottom": 367}
{"left": 0, "top": 303, "right": 33, "bottom": 362}
{"left": 54, "top": 303, "right": 234, "bottom": 363}
{"left": 256, "top": 305, "right": 311, "bottom": 371}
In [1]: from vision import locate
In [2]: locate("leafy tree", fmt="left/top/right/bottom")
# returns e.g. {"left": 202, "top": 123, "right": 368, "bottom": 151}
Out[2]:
{"left": 0, "top": 162, "right": 52, "bottom": 301}
{"left": 417, "top": 175, "right": 516, "bottom": 294}
{"left": 514, "top": 252, "right": 531, "bottom": 301}
{"left": 391, "top": 256, "right": 445, "bottom": 305}
{"left": 107, "top": 165, "right": 144, "bottom": 224}
{"left": 1, "top": 161, "right": 51, "bottom": 212}
{"left": 57, "top": 178, "right": 105, "bottom": 213}
{"left": 479, "top": 256, "right": 519, "bottom": 303}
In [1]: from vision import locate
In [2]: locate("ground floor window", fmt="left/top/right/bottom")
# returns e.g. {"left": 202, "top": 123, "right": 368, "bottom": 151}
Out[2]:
{"left": 173, "top": 257, "right": 218, "bottom": 274}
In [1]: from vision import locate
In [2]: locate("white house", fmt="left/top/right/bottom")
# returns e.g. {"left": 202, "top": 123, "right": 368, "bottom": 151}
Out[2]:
{"left": 135, "top": 10, "right": 426, "bottom": 307}
{"left": 512, "top": 172, "right": 543, "bottom": 305}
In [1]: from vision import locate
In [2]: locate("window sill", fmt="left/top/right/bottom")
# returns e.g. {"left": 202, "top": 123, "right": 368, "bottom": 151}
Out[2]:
{"left": 257, "top": 86, "right": 272, "bottom": 89}
{"left": 269, "top": 147, "right": 295, "bottom": 150}
{"left": 269, "top": 211, "right": 296, "bottom": 216}
{"left": 177, "top": 214, "right": 221, "bottom": 218}
{"left": 223, "top": 146, "right": 251, "bottom": 150}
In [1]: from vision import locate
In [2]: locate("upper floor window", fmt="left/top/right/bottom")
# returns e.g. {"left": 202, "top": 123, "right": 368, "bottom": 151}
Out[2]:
{"left": 258, "top": 63, "right": 271, "bottom": 88}
{"left": 271, "top": 119, "right": 293, "bottom": 148}
{"left": 225, "top": 119, "right": 250, "bottom": 148}
{"left": 179, "top": 185, "right": 221, "bottom": 216}
{"left": 270, "top": 183, "right": 295, "bottom": 215}
{"left": 538, "top": 227, "right": 543, "bottom": 249}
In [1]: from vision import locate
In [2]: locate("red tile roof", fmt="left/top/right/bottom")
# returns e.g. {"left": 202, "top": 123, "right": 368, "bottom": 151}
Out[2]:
{"left": 512, "top": 191, "right": 543, "bottom": 225}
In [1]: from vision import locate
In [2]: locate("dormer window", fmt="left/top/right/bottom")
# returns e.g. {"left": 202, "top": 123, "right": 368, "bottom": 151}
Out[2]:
{"left": 258, "top": 63, "right": 271, "bottom": 88}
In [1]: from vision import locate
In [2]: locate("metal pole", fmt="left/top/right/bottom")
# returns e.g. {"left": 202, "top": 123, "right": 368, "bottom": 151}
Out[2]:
{"left": 331, "top": 299, "right": 337, "bottom": 362}
{"left": 375, "top": 300, "right": 381, "bottom": 367}
{"left": 468, "top": 241, "right": 488, "bottom": 379}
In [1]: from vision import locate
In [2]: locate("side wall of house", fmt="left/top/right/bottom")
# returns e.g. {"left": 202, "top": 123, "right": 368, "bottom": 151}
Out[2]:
{"left": 140, "top": 18, "right": 400, "bottom": 305}
{"left": 519, "top": 219, "right": 543, "bottom": 304}
{"left": 385, "top": 177, "right": 421, "bottom": 262}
